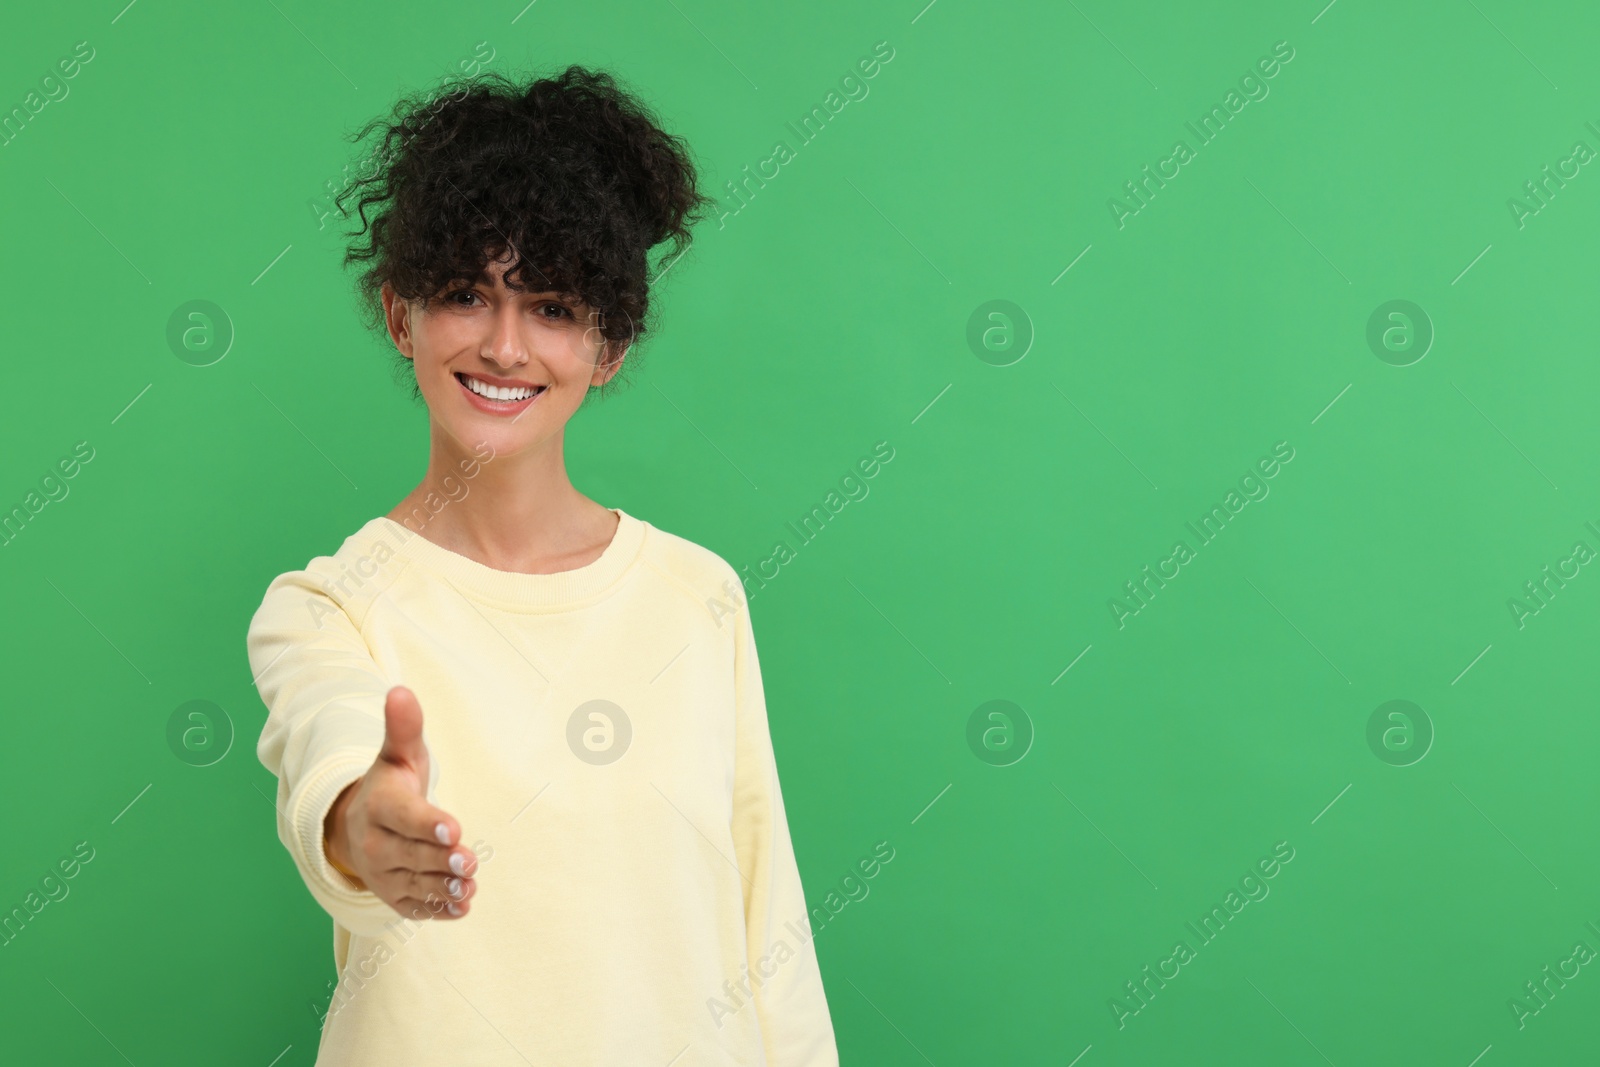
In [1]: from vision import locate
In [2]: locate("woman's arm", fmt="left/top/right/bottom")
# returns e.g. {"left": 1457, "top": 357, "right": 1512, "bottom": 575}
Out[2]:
{"left": 247, "top": 560, "right": 416, "bottom": 938}
{"left": 727, "top": 585, "right": 841, "bottom": 1066}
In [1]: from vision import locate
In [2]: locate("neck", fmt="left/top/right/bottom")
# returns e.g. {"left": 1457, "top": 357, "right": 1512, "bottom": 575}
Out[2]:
{"left": 387, "top": 420, "right": 609, "bottom": 573}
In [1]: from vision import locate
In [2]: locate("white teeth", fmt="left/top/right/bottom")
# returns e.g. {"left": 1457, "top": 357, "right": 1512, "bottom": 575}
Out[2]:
{"left": 462, "top": 375, "right": 540, "bottom": 401}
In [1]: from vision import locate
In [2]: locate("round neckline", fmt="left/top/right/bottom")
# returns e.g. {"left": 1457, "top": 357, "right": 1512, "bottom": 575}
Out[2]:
{"left": 370, "top": 506, "right": 647, "bottom": 612}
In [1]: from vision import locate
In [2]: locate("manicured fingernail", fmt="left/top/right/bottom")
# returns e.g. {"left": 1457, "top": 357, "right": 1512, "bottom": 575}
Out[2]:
{"left": 447, "top": 902, "right": 463, "bottom": 916}
{"left": 434, "top": 822, "right": 450, "bottom": 845}
{"left": 449, "top": 853, "right": 467, "bottom": 877}
{"left": 446, "top": 877, "right": 463, "bottom": 899}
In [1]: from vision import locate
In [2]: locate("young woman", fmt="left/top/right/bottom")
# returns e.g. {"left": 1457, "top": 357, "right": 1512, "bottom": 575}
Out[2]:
{"left": 247, "top": 66, "right": 839, "bottom": 1065}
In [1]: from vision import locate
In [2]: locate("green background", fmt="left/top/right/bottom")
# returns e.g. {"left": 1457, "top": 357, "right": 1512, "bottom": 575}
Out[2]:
{"left": 2, "top": 0, "right": 1596, "bottom": 1063}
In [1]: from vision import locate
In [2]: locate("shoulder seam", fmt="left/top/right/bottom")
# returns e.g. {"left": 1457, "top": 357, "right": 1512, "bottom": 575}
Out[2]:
{"left": 639, "top": 554, "right": 718, "bottom": 618}
{"left": 354, "top": 551, "right": 419, "bottom": 639}
{"left": 309, "top": 530, "right": 420, "bottom": 636}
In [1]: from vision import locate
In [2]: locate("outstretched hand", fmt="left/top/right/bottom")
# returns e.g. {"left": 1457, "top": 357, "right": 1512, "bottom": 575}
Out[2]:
{"left": 323, "top": 685, "right": 478, "bottom": 920}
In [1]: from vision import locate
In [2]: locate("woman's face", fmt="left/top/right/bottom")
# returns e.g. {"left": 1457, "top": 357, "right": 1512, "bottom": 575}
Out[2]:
{"left": 382, "top": 254, "right": 624, "bottom": 458}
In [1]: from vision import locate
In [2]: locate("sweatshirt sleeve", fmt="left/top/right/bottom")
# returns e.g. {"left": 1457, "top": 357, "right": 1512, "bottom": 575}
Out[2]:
{"left": 727, "top": 593, "right": 840, "bottom": 1066}
{"left": 247, "top": 560, "right": 402, "bottom": 939}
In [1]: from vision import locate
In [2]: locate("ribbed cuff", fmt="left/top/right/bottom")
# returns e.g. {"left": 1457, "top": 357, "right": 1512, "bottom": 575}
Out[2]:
{"left": 294, "top": 754, "right": 378, "bottom": 901}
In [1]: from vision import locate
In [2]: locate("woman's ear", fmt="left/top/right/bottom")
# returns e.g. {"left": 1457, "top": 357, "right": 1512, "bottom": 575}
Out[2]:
{"left": 381, "top": 282, "right": 414, "bottom": 358}
{"left": 593, "top": 341, "right": 628, "bottom": 385}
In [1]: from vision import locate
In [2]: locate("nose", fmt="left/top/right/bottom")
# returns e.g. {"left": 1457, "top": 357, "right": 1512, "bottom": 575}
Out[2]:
{"left": 479, "top": 303, "right": 527, "bottom": 368}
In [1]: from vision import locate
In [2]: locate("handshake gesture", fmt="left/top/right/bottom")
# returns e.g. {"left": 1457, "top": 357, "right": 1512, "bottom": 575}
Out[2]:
{"left": 323, "top": 686, "right": 478, "bottom": 919}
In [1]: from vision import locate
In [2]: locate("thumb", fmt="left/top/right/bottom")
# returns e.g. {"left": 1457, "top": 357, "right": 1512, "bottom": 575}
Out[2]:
{"left": 378, "top": 685, "right": 429, "bottom": 781}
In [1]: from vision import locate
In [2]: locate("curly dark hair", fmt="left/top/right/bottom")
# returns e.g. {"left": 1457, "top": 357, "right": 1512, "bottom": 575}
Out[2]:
{"left": 333, "top": 64, "right": 715, "bottom": 401}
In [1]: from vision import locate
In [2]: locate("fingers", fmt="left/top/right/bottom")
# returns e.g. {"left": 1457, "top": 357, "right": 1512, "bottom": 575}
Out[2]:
{"left": 385, "top": 829, "right": 478, "bottom": 877}
{"left": 364, "top": 685, "right": 480, "bottom": 919}
{"left": 353, "top": 783, "right": 479, "bottom": 907}
{"left": 356, "top": 794, "right": 477, "bottom": 873}
{"left": 371, "top": 788, "right": 467, "bottom": 860}
{"left": 369, "top": 688, "right": 460, "bottom": 848}
{"left": 393, "top": 875, "right": 477, "bottom": 920}
{"left": 402, "top": 868, "right": 477, "bottom": 904}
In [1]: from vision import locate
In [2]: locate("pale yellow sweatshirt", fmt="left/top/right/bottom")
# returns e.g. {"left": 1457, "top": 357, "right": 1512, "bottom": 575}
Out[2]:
{"left": 247, "top": 507, "right": 838, "bottom": 1066}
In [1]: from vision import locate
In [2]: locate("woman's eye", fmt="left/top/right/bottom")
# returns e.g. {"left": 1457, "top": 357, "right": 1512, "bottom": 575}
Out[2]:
{"left": 539, "top": 302, "right": 571, "bottom": 320}
{"left": 448, "top": 290, "right": 479, "bottom": 306}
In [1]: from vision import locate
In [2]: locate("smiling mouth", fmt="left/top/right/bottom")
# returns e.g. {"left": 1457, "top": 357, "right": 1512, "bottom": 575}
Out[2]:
{"left": 454, "top": 372, "right": 548, "bottom": 404}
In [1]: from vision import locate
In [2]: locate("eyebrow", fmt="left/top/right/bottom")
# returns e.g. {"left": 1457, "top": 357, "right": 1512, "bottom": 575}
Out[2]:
{"left": 466, "top": 277, "right": 578, "bottom": 299}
